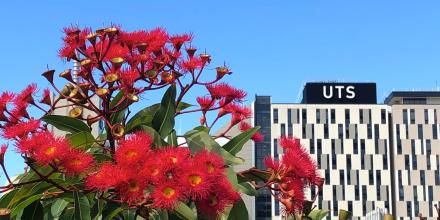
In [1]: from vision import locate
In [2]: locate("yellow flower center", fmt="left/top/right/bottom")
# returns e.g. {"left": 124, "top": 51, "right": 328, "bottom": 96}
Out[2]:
{"left": 188, "top": 175, "right": 202, "bottom": 187}
{"left": 44, "top": 146, "right": 56, "bottom": 156}
{"left": 125, "top": 150, "right": 138, "bottom": 158}
{"left": 162, "top": 187, "right": 175, "bottom": 199}
{"left": 170, "top": 156, "right": 178, "bottom": 164}
{"left": 70, "top": 159, "right": 81, "bottom": 166}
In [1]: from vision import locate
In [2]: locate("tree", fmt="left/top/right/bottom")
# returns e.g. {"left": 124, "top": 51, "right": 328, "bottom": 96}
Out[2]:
{"left": 0, "top": 25, "right": 322, "bottom": 219}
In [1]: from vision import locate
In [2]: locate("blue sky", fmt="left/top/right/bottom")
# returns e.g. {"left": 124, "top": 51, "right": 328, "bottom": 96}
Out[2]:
{"left": 1, "top": 1, "right": 440, "bottom": 181}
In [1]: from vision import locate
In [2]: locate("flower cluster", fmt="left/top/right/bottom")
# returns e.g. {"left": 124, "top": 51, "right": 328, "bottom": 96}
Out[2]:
{"left": 85, "top": 132, "right": 239, "bottom": 216}
{"left": 264, "top": 136, "right": 322, "bottom": 214}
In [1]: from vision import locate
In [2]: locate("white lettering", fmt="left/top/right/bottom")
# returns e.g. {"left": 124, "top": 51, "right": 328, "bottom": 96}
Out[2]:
{"left": 335, "top": 86, "right": 344, "bottom": 98}
{"left": 346, "top": 86, "right": 355, "bottom": 99}
{"left": 323, "top": 86, "right": 333, "bottom": 99}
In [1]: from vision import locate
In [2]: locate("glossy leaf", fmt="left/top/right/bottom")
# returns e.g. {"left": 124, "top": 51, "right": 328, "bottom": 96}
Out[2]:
{"left": 60, "top": 206, "right": 75, "bottom": 220}
{"left": 110, "top": 91, "right": 127, "bottom": 124}
{"left": 222, "top": 126, "right": 260, "bottom": 155}
{"left": 139, "top": 125, "right": 167, "bottom": 148}
{"left": 67, "top": 131, "right": 96, "bottom": 149}
{"left": 308, "top": 209, "right": 330, "bottom": 220}
{"left": 184, "top": 128, "right": 220, "bottom": 153}
{"left": 168, "top": 130, "right": 178, "bottom": 146}
{"left": 42, "top": 115, "right": 91, "bottom": 133}
{"left": 51, "top": 199, "right": 69, "bottom": 218}
{"left": 73, "top": 191, "right": 91, "bottom": 220}
{"left": 126, "top": 104, "right": 160, "bottom": 132}
{"left": 227, "top": 199, "right": 248, "bottom": 220}
{"left": 10, "top": 194, "right": 43, "bottom": 217}
{"left": 173, "top": 202, "right": 196, "bottom": 220}
{"left": 237, "top": 182, "right": 258, "bottom": 196}
{"left": 21, "top": 200, "right": 44, "bottom": 220}
{"left": 152, "top": 85, "right": 176, "bottom": 138}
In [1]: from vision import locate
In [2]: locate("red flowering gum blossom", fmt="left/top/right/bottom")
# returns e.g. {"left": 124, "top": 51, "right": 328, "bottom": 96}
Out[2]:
{"left": 0, "top": 144, "right": 7, "bottom": 165}
{"left": 196, "top": 179, "right": 240, "bottom": 217}
{"left": 1, "top": 119, "right": 41, "bottom": 139}
{"left": 279, "top": 136, "right": 301, "bottom": 150}
{"left": 281, "top": 142, "right": 320, "bottom": 185}
{"left": 151, "top": 183, "right": 183, "bottom": 209}
{"left": 116, "top": 170, "right": 148, "bottom": 205}
{"left": 192, "top": 149, "right": 225, "bottom": 178}
{"left": 33, "top": 135, "right": 70, "bottom": 166}
{"left": 181, "top": 160, "right": 213, "bottom": 200}
{"left": 61, "top": 149, "right": 94, "bottom": 176}
{"left": 85, "top": 162, "right": 122, "bottom": 191}
{"left": 239, "top": 122, "right": 264, "bottom": 142}
{"left": 279, "top": 177, "right": 306, "bottom": 215}
{"left": 206, "top": 83, "right": 246, "bottom": 102}
{"left": 115, "top": 131, "right": 152, "bottom": 168}
{"left": 196, "top": 96, "right": 214, "bottom": 111}
{"left": 156, "top": 147, "right": 190, "bottom": 171}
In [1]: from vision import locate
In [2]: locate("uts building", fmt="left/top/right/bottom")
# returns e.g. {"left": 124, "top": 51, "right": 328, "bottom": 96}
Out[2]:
{"left": 234, "top": 82, "right": 440, "bottom": 220}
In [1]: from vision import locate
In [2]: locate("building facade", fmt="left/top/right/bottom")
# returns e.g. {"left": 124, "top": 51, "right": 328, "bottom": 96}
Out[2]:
{"left": 241, "top": 83, "right": 440, "bottom": 220}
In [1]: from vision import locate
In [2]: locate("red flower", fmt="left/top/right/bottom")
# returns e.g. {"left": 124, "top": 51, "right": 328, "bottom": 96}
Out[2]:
{"left": 118, "top": 68, "right": 140, "bottom": 88}
{"left": 192, "top": 149, "right": 225, "bottom": 178}
{"left": 239, "top": 122, "right": 264, "bottom": 142}
{"left": 151, "top": 183, "right": 182, "bottom": 209}
{"left": 264, "top": 156, "right": 281, "bottom": 171}
{"left": 278, "top": 177, "right": 306, "bottom": 215}
{"left": 61, "top": 149, "right": 94, "bottom": 175}
{"left": 279, "top": 136, "right": 301, "bottom": 150}
{"left": 15, "top": 84, "right": 37, "bottom": 104}
{"left": 222, "top": 103, "right": 252, "bottom": 125}
{"left": 157, "top": 147, "right": 190, "bottom": 170}
{"left": 196, "top": 96, "right": 214, "bottom": 111}
{"left": 0, "top": 92, "right": 15, "bottom": 112}
{"left": 115, "top": 132, "right": 152, "bottom": 168}
{"left": 170, "top": 34, "right": 192, "bottom": 51}
{"left": 140, "top": 156, "right": 162, "bottom": 184}
{"left": 8, "top": 101, "right": 29, "bottom": 123}
{"left": 86, "top": 162, "right": 121, "bottom": 191}
{"left": 206, "top": 83, "right": 246, "bottom": 102}
{"left": 15, "top": 131, "right": 52, "bottom": 154}
{"left": 33, "top": 135, "right": 70, "bottom": 166}
{"left": 146, "top": 28, "right": 169, "bottom": 53}
{"left": 196, "top": 179, "right": 240, "bottom": 217}
{"left": 181, "top": 161, "right": 213, "bottom": 199}
{"left": 116, "top": 170, "right": 147, "bottom": 204}
{"left": 40, "top": 88, "right": 51, "bottom": 105}
{"left": 179, "top": 57, "right": 204, "bottom": 73}
{"left": 1, "top": 119, "right": 40, "bottom": 139}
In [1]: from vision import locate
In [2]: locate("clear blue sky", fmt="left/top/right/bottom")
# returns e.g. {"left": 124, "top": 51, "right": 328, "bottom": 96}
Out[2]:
{"left": 1, "top": 1, "right": 440, "bottom": 181}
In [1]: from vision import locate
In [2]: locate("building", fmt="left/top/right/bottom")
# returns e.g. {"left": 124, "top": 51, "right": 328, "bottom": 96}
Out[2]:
{"left": 227, "top": 82, "right": 440, "bottom": 220}
{"left": 366, "top": 208, "right": 388, "bottom": 220}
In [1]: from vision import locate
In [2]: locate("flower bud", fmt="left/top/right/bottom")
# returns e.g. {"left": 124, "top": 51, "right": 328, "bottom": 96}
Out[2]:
{"left": 126, "top": 93, "right": 139, "bottom": 102}
{"left": 104, "top": 73, "right": 119, "bottom": 83}
{"left": 200, "top": 53, "right": 211, "bottom": 63}
{"left": 111, "top": 57, "right": 124, "bottom": 70}
{"left": 200, "top": 115, "right": 206, "bottom": 125}
{"left": 136, "top": 43, "right": 148, "bottom": 54}
{"left": 216, "top": 67, "right": 232, "bottom": 79}
{"left": 104, "top": 27, "right": 119, "bottom": 38}
{"left": 42, "top": 70, "right": 55, "bottom": 83}
{"left": 69, "top": 107, "right": 83, "bottom": 118}
{"left": 59, "top": 69, "right": 73, "bottom": 82}
{"left": 161, "top": 71, "right": 175, "bottom": 83}
{"left": 95, "top": 88, "right": 109, "bottom": 97}
{"left": 111, "top": 124, "right": 125, "bottom": 139}
{"left": 86, "top": 33, "right": 98, "bottom": 44}
{"left": 186, "top": 47, "right": 197, "bottom": 58}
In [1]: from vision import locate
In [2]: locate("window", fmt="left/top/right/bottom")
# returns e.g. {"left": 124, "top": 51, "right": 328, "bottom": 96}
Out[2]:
{"left": 331, "top": 139, "right": 335, "bottom": 155}
{"left": 287, "top": 109, "right": 292, "bottom": 124}
{"left": 403, "top": 98, "right": 427, "bottom": 104}
{"left": 399, "top": 185, "right": 404, "bottom": 200}
{"left": 407, "top": 202, "right": 412, "bottom": 217}
{"left": 412, "top": 155, "right": 417, "bottom": 170}
{"left": 359, "top": 109, "right": 364, "bottom": 124}
{"left": 405, "top": 155, "right": 410, "bottom": 170}
{"left": 424, "top": 109, "right": 429, "bottom": 124}
{"left": 332, "top": 154, "right": 337, "bottom": 169}
{"left": 381, "top": 109, "right": 386, "bottom": 124}
{"left": 421, "top": 170, "right": 425, "bottom": 185}
{"left": 397, "top": 139, "right": 402, "bottom": 154}
{"left": 362, "top": 185, "right": 367, "bottom": 203}
{"left": 302, "top": 109, "right": 307, "bottom": 124}
{"left": 345, "top": 109, "right": 350, "bottom": 124}
{"left": 302, "top": 124, "right": 306, "bottom": 139}
{"left": 435, "top": 172, "right": 440, "bottom": 185}
{"left": 340, "top": 170, "right": 344, "bottom": 185}
{"left": 403, "top": 109, "right": 408, "bottom": 124}
{"left": 288, "top": 124, "right": 293, "bottom": 137}
{"left": 353, "top": 139, "right": 358, "bottom": 154}
{"left": 361, "top": 139, "right": 365, "bottom": 155}
{"left": 376, "top": 170, "right": 381, "bottom": 185}
{"left": 333, "top": 200, "right": 338, "bottom": 216}
{"left": 396, "top": 125, "right": 401, "bottom": 139}
{"left": 316, "top": 109, "right": 321, "bottom": 124}
{"left": 310, "top": 139, "right": 315, "bottom": 154}
{"left": 418, "top": 124, "right": 423, "bottom": 139}
{"left": 281, "top": 124, "right": 286, "bottom": 136}
{"left": 324, "top": 124, "right": 329, "bottom": 139}
{"left": 383, "top": 156, "right": 388, "bottom": 170}
{"left": 367, "top": 124, "right": 372, "bottom": 139}
{"left": 331, "top": 109, "right": 335, "bottom": 124}
{"left": 435, "top": 109, "right": 438, "bottom": 124}
{"left": 427, "top": 140, "right": 432, "bottom": 154}
{"left": 325, "top": 170, "right": 330, "bottom": 184}
{"left": 433, "top": 125, "right": 438, "bottom": 139}
{"left": 369, "top": 170, "right": 374, "bottom": 185}
{"left": 347, "top": 155, "right": 352, "bottom": 170}
{"left": 338, "top": 124, "right": 343, "bottom": 139}
{"left": 348, "top": 201, "right": 353, "bottom": 212}
{"left": 274, "top": 139, "right": 278, "bottom": 160}
{"left": 317, "top": 140, "right": 322, "bottom": 155}
{"left": 410, "top": 109, "right": 415, "bottom": 124}
{"left": 273, "top": 108, "right": 278, "bottom": 124}
{"left": 355, "top": 185, "right": 359, "bottom": 200}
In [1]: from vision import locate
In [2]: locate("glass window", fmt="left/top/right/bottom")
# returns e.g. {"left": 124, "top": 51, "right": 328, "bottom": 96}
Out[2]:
{"left": 340, "top": 170, "right": 344, "bottom": 185}
{"left": 345, "top": 109, "right": 350, "bottom": 124}
{"left": 273, "top": 108, "right": 278, "bottom": 124}
{"left": 331, "top": 109, "right": 335, "bottom": 124}
{"left": 420, "top": 170, "right": 425, "bottom": 185}
{"left": 338, "top": 124, "right": 343, "bottom": 139}
{"left": 435, "top": 172, "right": 440, "bottom": 185}
{"left": 316, "top": 109, "right": 321, "bottom": 124}
{"left": 310, "top": 139, "right": 315, "bottom": 154}
{"left": 302, "top": 109, "right": 307, "bottom": 124}
{"left": 433, "top": 125, "right": 438, "bottom": 139}
{"left": 418, "top": 124, "right": 423, "bottom": 139}
{"left": 324, "top": 124, "right": 329, "bottom": 139}
{"left": 405, "top": 155, "right": 410, "bottom": 170}
{"left": 287, "top": 109, "right": 292, "bottom": 124}
{"left": 407, "top": 202, "right": 412, "bottom": 217}
{"left": 383, "top": 156, "right": 388, "bottom": 170}
{"left": 288, "top": 124, "right": 293, "bottom": 137}
{"left": 410, "top": 109, "right": 415, "bottom": 124}
{"left": 359, "top": 109, "right": 364, "bottom": 124}
{"left": 381, "top": 109, "right": 387, "bottom": 124}
{"left": 403, "top": 109, "right": 408, "bottom": 124}
{"left": 367, "top": 124, "right": 372, "bottom": 139}
{"left": 369, "top": 170, "right": 374, "bottom": 185}
{"left": 424, "top": 109, "right": 429, "bottom": 124}
{"left": 355, "top": 185, "right": 359, "bottom": 200}
{"left": 353, "top": 139, "right": 358, "bottom": 154}
{"left": 281, "top": 124, "right": 286, "bottom": 136}
{"left": 412, "top": 155, "right": 417, "bottom": 170}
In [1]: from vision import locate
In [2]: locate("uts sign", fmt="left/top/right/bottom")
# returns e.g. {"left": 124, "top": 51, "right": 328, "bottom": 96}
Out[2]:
{"left": 302, "top": 83, "right": 377, "bottom": 104}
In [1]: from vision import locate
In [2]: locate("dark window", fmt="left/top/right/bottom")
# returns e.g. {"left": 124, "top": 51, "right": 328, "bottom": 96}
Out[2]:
{"left": 376, "top": 170, "right": 381, "bottom": 185}
{"left": 421, "top": 170, "right": 425, "bottom": 185}
{"left": 287, "top": 109, "right": 292, "bottom": 124}
{"left": 361, "top": 139, "right": 365, "bottom": 155}
{"left": 333, "top": 200, "right": 338, "bottom": 216}
{"left": 273, "top": 108, "right": 278, "bottom": 124}
{"left": 410, "top": 109, "right": 415, "bottom": 124}
{"left": 369, "top": 170, "right": 374, "bottom": 185}
{"left": 418, "top": 124, "right": 423, "bottom": 139}
{"left": 331, "top": 139, "right": 335, "bottom": 155}
{"left": 302, "top": 109, "right": 307, "bottom": 124}
{"left": 407, "top": 202, "right": 412, "bottom": 217}
{"left": 405, "top": 155, "right": 410, "bottom": 170}
{"left": 412, "top": 155, "right": 417, "bottom": 170}
{"left": 353, "top": 139, "right": 358, "bottom": 154}
{"left": 367, "top": 124, "right": 372, "bottom": 139}
{"left": 345, "top": 109, "right": 350, "bottom": 124}
{"left": 274, "top": 139, "right": 278, "bottom": 160}
{"left": 381, "top": 109, "right": 386, "bottom": 124}
{"left": 317, "top": 140, "right": 322, "bottom": 155}
{"left": 397, "top": 139, "right": 402, "bottom": 154}
{"left": 340, "top": 170, "right": 344, "bottom": 185}
{"left": 435, "top": 172, "right": 440, "bottom": 185}
{"left": 288, "top": 124, "right": 293, "bottom": 137}
{"left": 359, "top": 109, "right": 364, "bottom": 124}
{"left": 435, "top": 109, "right": 438, "bottom": 124}
{"left": 324, "top": 124, "right": 329, "bottom": 139}
{"left": 403, "top": 98, "right": 427, "bottom": 104}
{"left": 302, "top": 124, "right": 306, "bottom": 139}
{"left": 396, "top": 125, "right": 401, "bottom": 139}
{"left": 433, "top": 125, "right": 438, "bottom": 139}
{"left": 338, "top": 124, "right": 343, "bottom": 139}
{"left": 399, "top": 185, "right": 404, "bottom": 200}
{"left": 428, "top": 186, "right": 433, "bottom": 202}
{"left": 403, "top": 109, "right": 408, "bottom": 124}
{"left": 374, "top": 124, "right": 379, "bottom": 153}
{"left": 332, "top": 154, "right": 337, "bottom": 169}
{"left": 331, "top": 109, "right": 336, "bottom": 124}
{"left": 316, "top": 109, "right": 320, "bottom": 124}
{"left": 281, "top": 124, "right": 286, "bottom": 136}
{"left": 275, "top": 200, "right": 280, "bottom": 216}
{"left": 347, "top": 155, "right": 352, "bottom": 170}
{"left": 325, "top": 170, "right": 330, "bottom": 184}
{"left": 427, "top": 140, "right": 432, "bottom": 154}
{"left": 348, "top": 201, "right": 353, "bottom": 212}
{"left": 424, "top": 109, "right": 429, "bottom": 124}
{"left": 383, "top": 155, "right": 388, "bottom": 170}
{"left": 355, "top": 185, "right": 359, "bottom": 200}
{"left": 310, "top": 139, "right": 315, "bottom": 154}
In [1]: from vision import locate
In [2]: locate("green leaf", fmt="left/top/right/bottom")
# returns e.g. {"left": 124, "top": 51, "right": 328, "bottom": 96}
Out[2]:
{"left": 237, "top": 170, "right": 271, "bottom": 182}
{"left": 138, "top": 125, "right": 167, "bottom": 148}
{"left": 176, "top": 102, "right": 193, "bottom": 112}
{"left": 110, "top": 91, "right": 127, "bottom": 124}
{"left": 308, "top": 209, "right": 330, "bottom": 220}
{"left": 21, "top": 200, "right": 44, "bottom": 220}
{"left": 8, "top": 181, "right": 53, "bottom": 208}
{"left": 10, "top": 194, "right": 42, "bottom": 217}
{"left": 184, "top": 128, "right": 221, "bottom": 153}
{"left": 227, "top": 199, "right": 248, "bottom": 220}
{"left": 219, "top": 149, "right": 245, "bottom": 165}
{"left": 126, "top": 104, "right": 160, "bottom": 132}
{"left": 168, "top": 130, "right": 178, "bottom": 146}
{"left": 51, "top": 199, "right": 69, "bottom": 218}
{"left": 173, "top": 202, "right": 196, "bottom": 220}
{"left": 0, "top": 189, "right": 18, "bottom": 208}
{"left": 237, "top": 182, "right": 258, "bottom": 196}
{"left": 73, "top": 191, "right": 91, "bottom": 220}
{"left": 152, "top": 85, "right": 176, "bottom": 138}
{"left": 91, "top": 198, "right": 105, "bottom": 220}
{"left": 223, "top": 126, "right": 260, "bottom": 155}
{"left": 42, "top": 115, "right": 91, "bottom": 133}
{"left": 102, "top": 207, "right": 123, "bottom": 220}
{"left": 60, "top": 206, "right": 75, "bottom": 220}
{"left": 67, "top": 131, "right": 96, "bottom": 149}
{"left": 122, "top": 209, "right": 137, "bottom": 220}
